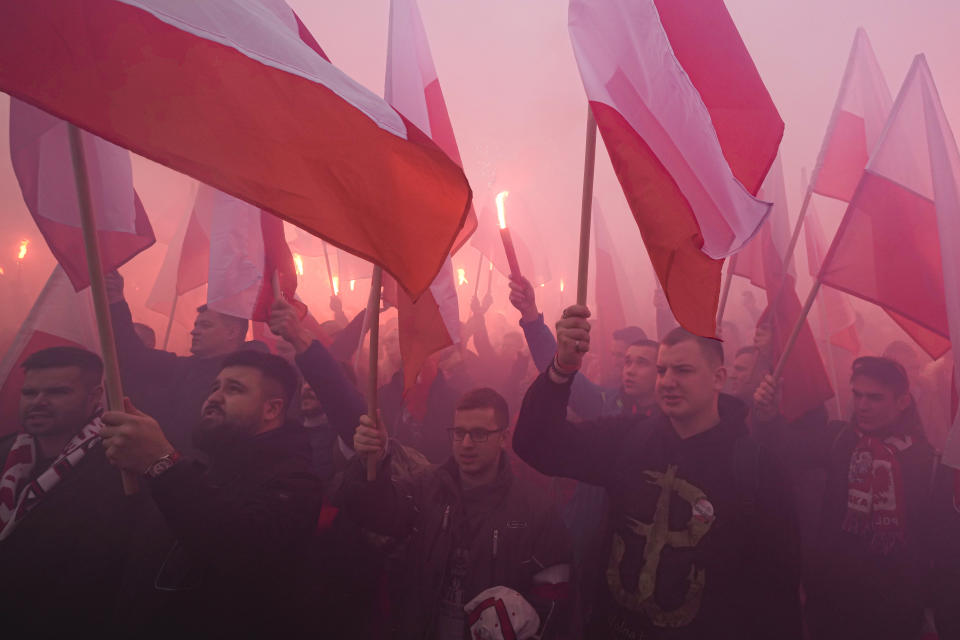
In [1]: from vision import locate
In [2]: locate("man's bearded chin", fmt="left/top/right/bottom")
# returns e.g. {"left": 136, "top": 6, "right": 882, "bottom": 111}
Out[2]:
{"left": 192, "top": 414, "right": 245, "bottom": 455}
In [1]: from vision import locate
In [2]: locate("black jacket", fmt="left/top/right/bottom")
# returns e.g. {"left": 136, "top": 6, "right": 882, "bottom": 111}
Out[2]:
{"left": 112, "top": 423, "right": 323, "bottom": 638}
{"left": 0, "top": 434, "right": 139, "bottom": 637}
{"left": 514, "top": 371, "right": 802, "bottom": 640}
{"left": 340, "top": 454, "right": 573, "bottom": 639}
{"left": 754, "top": 409, "right": 939, "bottom": 640}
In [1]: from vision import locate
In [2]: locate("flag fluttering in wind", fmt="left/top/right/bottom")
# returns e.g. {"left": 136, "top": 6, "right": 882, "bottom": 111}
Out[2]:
{"left": 734, "top": 156, "right": 834, "bottom": 420}
{"left": 804, "top": 204, "right": 860, "bottom": 354}
{"left": 384, "top": 0, "right": 462, "bottom": 393}
{"left": 0, "top": 0, "right": 471, "bottom": 299}
{"left": 569, "top": 0, "right": 783, "bottom": 337}
{"left": 591, "top": 199, "right": 631, "bottom": 374}
{"left": 8, "top": 99, "right": 155, "bottom": 291}
{"left": 810, "top": 28, "right": 893, "bottom": 203}
{"left": 819, "top": 56, "right": 956, "bottom": 360}
{"left": 0, "top": 268, "right": 100, "bottom": 437}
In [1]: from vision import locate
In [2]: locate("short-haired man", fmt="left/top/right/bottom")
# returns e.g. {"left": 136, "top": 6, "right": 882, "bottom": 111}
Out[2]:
{"left": 754, "top": 356, "right": 952, "bottom": 639}
{"left": 344, "top": 387, "right": 574, "bottom": 639}
{"left": 0, "top": 347, "right": 137, "bottom": 635}
{"left": 103, "top": 350, "right": 323, "bottom": 636}
{"left": 726, "top": 345, "right": 761, "bottom": 403}
{"left": 514, "top": 306, "right": 802, "bottom": 639}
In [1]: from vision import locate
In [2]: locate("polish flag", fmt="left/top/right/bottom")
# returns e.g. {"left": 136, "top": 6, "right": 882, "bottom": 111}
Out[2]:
{"left": 810, "top": 28, "right": 893, "bottom": 203}
{"left": 8, "top": 99, "right": 155, "bottom": 291}
{"left": 147, "top": 185, "right": 298, "bottom": 324}
{"left": 385, "top": 0, "right": 462, "bottom": 391}
{"left": 804, "top": 204, "right": 860, "bottom": 354}
{"left": 0, "top": 268, "right": 100, "bottom": 437}
{"left": 569, "top": 0, "right": 783, "bottom": 337}
{"left": 819, "top": 56, "right": 956, "bottom": 361}
{"left": 734, "top": 156, "right": 834, "bottom": 420}
{"left": 0, "top": 0, "right": 472, "bottom": 299}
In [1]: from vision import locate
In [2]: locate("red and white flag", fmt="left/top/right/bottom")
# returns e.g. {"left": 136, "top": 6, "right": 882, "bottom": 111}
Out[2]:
{"left": 810, "top": 28, "right": 893, "bottom": 203}
{"left": 569, "top": 0, "right": 783, "bottom": 337}
{"left": 8, "top": 99, "right": 155, "bottom": 291}
{"left": 385, "top": 0, "right": 462, "bottom": 391}
{"left": 0, "top": 0, "right": 471, "bottom": 299}
{"left": 591, "top": 199, "right": 631, "bottom": 373}
{"left": 804, "top": 203, "right": 860, "bottom": 354}
{"left": 819, "top": 56, "right": 955, "bottom": 361}
{"left": 734, "top": 156, "right": 834, "bottom": 420}
{"left": 0, "top": 267, "right": 100, "bottom": 437}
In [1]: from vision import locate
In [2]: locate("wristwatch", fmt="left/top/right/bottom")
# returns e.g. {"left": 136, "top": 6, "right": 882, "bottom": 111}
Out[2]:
{"left": 144, "top": 450, "right": 182, "bottom": 479}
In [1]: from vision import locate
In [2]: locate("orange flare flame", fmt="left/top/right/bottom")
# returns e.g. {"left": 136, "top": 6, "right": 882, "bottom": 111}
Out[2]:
{"left": 495, "top": 191, "right": 509, "bottom": 229}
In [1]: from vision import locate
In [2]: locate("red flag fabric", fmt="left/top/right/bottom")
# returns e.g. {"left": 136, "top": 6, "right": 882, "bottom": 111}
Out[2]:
{"left": 810, "top": 28, "right": 893, "bottom": 202}
{"left": 569, "top": 0, "right": 782, "bottom": 337}
{"left": 819, "top": 57, "right": 955, "bottom": 360}
{"left": 736, "top": 156, "right": 834, "bottom": 420}
{"left": 0, "top": 268, "right": 100, "bottom": 437}
{"left": 385, "top": 0, "right": 462, "bottom": 392}
{"left": 0, "top": 0, "right": 471, "bottom": 299}
{"left": 8, "top": 99, "right": 155, "bottom": 291}
{"left": 804, "top": 204, "right": 860, "bottom": 354}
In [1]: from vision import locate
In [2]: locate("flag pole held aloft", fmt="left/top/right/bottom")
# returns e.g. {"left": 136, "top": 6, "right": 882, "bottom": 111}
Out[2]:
{"left": 365, "top": 266, "right": 383, "bottom": 482}
{"left": 66, "top": 123, "right": 138, "bottom": 496}
{"left": 577, "top": 108, "right": 597, "bottom": 307}
{"left": 715, "top": 254, "right": 738, "bottom": 328}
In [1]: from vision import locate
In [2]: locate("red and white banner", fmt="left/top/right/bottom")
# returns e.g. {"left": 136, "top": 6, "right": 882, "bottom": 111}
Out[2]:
{"left": 810, "top": 28, "right": 893, "bottom": 203}
{"left": 804, "top": 204, "right": 860, "bottom": 354}
{"left": 819, "top": 56, "right": 956, "bottom": 360}
{"left": 591, "top": 199, "right": 631, "bottom": 373}
{"left": 8, "top": 99, "right": 155, "bottom": 291}
{"left": 569, "top": 0, "right": 782, "bottom": 337}
{"left": 0, "top": 0, "right": 471, "bottom": 299}
{"left": 0, "top": 268, "right": 100, "bottom": 437}
{"left": 385, "top": 0, "right": 462, "bottom": 391}
{"left": 735, "top": 156, "right": 834, "bottom": 420}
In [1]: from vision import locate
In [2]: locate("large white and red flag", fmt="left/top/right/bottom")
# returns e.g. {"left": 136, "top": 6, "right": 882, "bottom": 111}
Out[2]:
{"left": 0, "top": 268, "right": 100, "bottom": 437}
{"left": 734, "top": 156, "right": 834, "bottom": 420}
{"left": 385, "top": 0, "right": 463, "bottom": 392}
{"left": 819, "top": 56, "right": 955, "bottom": 361}
{"left": 0, "top": 0, "right": 471, "bottom": 299}
{"left": 569, "top": 0, "right": 783, "bottom": 337}
{"left": 8, "top": 99, "right": 155, "bottom": 291}
{"left": 810, "top": 28, "right": 893, "bottom": 202}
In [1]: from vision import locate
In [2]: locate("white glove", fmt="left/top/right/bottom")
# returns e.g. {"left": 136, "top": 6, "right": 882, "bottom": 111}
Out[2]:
{"left": 465, "top": 586, "right": 540, "bottom": 640}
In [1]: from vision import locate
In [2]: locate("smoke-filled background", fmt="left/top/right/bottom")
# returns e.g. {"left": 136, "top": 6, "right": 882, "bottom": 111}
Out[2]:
{"left": 1, "top": 0, "right": 958, "bottom": 396}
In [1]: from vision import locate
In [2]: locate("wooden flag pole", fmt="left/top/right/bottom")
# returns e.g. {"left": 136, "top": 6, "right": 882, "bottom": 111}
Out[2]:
{"left": 365, "top": 266, "right": 383, "bottom": 482}
{"left": 67, "top": 123, "right": 138, "bottom": 495}
{"left": 577, "top": 107, "right": 598, "bottom": 306}
{"left": 716, "top": 255, "right": 738, "bottom": 328}
{"left": 321, "top": 241, "right": 336, "bottom": 296}
{"left": 767, "top": 187, "right": 815, "bottom": 314}
{"left": 161, "top": 294, "right": 178, "bottom": 351}
{"left": 771, "top": 278, "right": 823, "bottom": 381}
{"left": 472, "top": 252, "right": 484, "bottom": 300}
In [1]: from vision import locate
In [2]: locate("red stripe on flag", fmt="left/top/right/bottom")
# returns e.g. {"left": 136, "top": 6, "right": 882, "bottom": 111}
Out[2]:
{"left": 813, "top": 110, "right": 869, "bottom": 202}
{"left": 591, "top": 100, "right": 723, "bottom": 338}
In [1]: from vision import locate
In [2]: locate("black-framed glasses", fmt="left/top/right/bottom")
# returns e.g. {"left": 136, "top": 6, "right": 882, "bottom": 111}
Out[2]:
{"left": 446, "top": 427, "right": 504, "bottom": 443}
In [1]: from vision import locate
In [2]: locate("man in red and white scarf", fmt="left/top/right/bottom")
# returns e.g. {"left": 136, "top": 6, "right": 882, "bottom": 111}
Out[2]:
{"left": 0, "top": 346, "right": 135, "bottom": 635}
{"left": 754, "top": 356, "right": 956, "bottom": 639}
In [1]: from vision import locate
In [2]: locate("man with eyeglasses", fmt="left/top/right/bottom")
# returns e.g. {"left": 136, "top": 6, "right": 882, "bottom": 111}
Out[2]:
{"left": 343, "top": 387, "right": 574, "bottom": 640}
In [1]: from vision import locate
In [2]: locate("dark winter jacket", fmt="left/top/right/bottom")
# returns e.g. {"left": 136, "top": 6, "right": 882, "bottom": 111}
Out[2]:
{"left": 0, "top": 435, "right": 139, "bottom": 637}
{"left": 112, "top": 423, "right": 323, "bottom": 638}
{"left": 754, "top": 409, "right": 939, "bottom": 640}
{"left": 340, "top": 454, "right": 573, "bottom": 639}
{"left": 514, "top": 371, "right": 802, "bottom": 640}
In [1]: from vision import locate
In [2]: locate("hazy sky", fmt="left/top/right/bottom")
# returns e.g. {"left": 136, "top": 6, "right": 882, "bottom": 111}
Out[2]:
{"left": 1, "top": 0, "right": 958, "bottom": 336}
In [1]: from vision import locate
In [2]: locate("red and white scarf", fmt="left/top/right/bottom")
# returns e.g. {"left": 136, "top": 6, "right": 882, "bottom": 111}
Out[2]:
{"left": 0, "top": 418, "right": 103, "bottom": 541}
{"left": 841, "top": 432, "right": 913, "bottom": 555}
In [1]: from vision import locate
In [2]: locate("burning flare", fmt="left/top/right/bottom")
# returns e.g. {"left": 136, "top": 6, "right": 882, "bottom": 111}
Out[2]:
{"left": 349, "top": 279, "right": 356, "bottom": 292}
{"left": 457, "top": 268, "right": 468, "bottom": 286}
{"left": 293, "top": 253, "right": 304, "bottom": 277}
{"left": 495, "top": 191, "right": 509, "bottom": 229}
{"left": 17, "top": 240, "right": 29, "bottom": 261}
{"left": 560, "top": 279, "right": 565, "bottom": 292}
{"left": 332, "top": 276, "right": 340, "bottom": 296}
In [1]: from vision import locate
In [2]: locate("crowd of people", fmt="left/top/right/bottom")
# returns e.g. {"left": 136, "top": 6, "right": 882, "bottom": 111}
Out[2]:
{"left": 1, "top": 269, "right": 959, "bottom": 639}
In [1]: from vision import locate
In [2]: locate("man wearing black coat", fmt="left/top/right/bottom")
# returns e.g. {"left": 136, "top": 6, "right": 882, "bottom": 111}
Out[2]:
{"left": 513, "top": 311, "right": 802, "bottom": 640}
{"left": 0, "top": 347, "right": 137, "bottom": 637}
{"left": 103, "top": 350, "right": 323, "bottom": 637}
